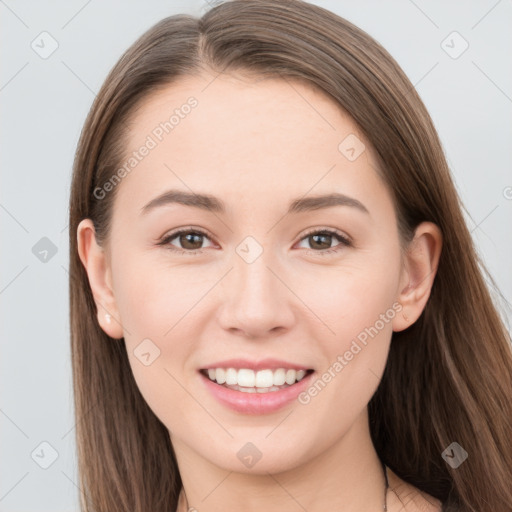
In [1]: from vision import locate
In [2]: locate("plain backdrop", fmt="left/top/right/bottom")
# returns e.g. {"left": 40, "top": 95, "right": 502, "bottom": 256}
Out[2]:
{"left": 1, "top": 0, "right": 511, "bottom": 510}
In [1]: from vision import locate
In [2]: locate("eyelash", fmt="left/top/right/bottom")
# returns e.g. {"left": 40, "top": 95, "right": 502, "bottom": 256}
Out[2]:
{"left": 157, "top": 226, "right": 352, "bottom": 257}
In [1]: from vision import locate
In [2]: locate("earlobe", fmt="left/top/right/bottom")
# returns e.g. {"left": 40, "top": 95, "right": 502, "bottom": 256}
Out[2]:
{"left": 76, "top": 219, "right": 124, "bottom": 339}
{"left": 392, "top": 222, "right": 442, "bottom": 332}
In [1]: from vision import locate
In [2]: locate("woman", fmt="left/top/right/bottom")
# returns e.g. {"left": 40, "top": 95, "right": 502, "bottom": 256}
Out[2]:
{"left": 69, "top": 1, "right": 512, "bottom": 510}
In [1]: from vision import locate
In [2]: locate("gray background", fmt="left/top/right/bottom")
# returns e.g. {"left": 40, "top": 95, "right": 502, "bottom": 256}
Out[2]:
{"left": 1, "top": 0, "right": 511, "bottom": 510}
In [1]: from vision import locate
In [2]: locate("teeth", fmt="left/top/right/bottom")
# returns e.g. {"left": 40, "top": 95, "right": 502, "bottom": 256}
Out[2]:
{"left": 285, "top": 369, "right": 296, "bottom": 385}
{"left": 255, "top": 369, "right": 273, "bottom": 387}
{"left": 224, "top": 383, "right": 288, "bottom": 393}
{"left": 225, "top": 368, "right": 237, "bottom": 385}
{"left": 273, "top": 368, "right": 286, "bottom": 386}
{"left": 204, "top": 367, "right": 310, "bottom": 388}
{"left": 238, "top": 369, "right": 255, "bottom": 387}
{"left": 216, "top": 368, "right": 226, "bottom": 384}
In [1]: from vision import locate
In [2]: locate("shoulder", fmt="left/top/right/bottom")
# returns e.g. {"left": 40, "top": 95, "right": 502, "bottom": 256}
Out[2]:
{"left": 386, "top": 467, "right": 443, "bottom": 512}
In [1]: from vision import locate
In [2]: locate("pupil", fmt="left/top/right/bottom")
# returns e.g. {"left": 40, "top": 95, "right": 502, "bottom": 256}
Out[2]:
{"left": 178, "top": 232, "right": 333, "bottom": 251}
{"left": 181, "top": 233, "right": 202, "bottom": 249}
{"left": 311, "top": 234, "right": 330, "bottom": 249}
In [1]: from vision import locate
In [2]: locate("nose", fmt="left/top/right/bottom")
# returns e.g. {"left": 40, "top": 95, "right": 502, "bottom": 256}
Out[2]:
{"left": 216, "top": 250, "right": 296, "bottom": 339}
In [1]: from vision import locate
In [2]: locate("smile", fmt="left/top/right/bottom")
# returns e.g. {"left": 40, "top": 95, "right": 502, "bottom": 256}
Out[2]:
{"left": 201, "top": 367, "right": 312, "bottom": 393}
{"left": 199, "top": 364, "right": 316, "bottom": 414}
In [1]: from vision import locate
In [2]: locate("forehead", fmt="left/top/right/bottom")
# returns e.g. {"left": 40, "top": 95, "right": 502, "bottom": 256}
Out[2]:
{"left": 124, "top": 71, "right": 365, "bottom": 164}
{"left": 114, "top": 72, "right": 389, "bottom": 220}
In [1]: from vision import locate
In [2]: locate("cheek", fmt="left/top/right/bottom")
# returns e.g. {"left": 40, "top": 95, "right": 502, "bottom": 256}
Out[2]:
{"left": 112, "top": 250, "right": 207, "bottom": 339}
{"left": 293, "top": 248, "right": 401, "bottom": 425}
{"left": 111, "top": 254, "right": 207, "bottom": 429}
{"left": 295, "top": 249, "right": 400, "bottom": 397}
{"left": 296, "top": 252, "right": 401, "bottom": 348}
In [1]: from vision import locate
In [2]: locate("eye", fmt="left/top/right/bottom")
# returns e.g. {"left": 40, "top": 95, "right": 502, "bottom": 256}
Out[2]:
{"left": 157, "top": 226, "right": 352, "bottom": 256}
{"left": 296, "top": 228, "right": 352, "bottom": 256}
{"left": 157, "top": 227, "right": 215, "bottom": 255}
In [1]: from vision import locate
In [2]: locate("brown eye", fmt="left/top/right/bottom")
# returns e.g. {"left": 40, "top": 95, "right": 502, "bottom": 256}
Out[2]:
{"left": 308, "top": 233, "right": 333, "bottom": 250}
{"left": 158, "top": 228, "right": 214, "bottom": 253}
{"left": 296, "top": 229, "right": 352, "bottom": 255}
{"left": 178, "top": 232, "right": 204, "bottom": 250}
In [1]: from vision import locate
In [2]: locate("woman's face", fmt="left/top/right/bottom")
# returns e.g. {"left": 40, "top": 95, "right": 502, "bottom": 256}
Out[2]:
{"left": 85, "top": 72, "right": 412, "bottom": 473}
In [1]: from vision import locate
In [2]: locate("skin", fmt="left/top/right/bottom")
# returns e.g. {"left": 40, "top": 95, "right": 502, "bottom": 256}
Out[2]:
{"left": 78, "top": 71, "right": 442, "bottom": 511}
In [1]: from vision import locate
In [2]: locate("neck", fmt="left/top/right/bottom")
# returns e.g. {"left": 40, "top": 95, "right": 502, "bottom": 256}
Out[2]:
{"left": 173, "top": 410, "right": 387, "bottom": 512}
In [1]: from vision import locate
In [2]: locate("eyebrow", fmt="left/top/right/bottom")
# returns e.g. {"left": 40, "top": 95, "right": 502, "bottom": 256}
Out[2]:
{"left": 140, "top": 189, "right": 369, "bottom": 216}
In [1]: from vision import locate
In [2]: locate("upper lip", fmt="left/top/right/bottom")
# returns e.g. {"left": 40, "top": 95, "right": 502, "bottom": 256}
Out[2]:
{"left": 200, "top": 358, "right": 313, "bottom": 372}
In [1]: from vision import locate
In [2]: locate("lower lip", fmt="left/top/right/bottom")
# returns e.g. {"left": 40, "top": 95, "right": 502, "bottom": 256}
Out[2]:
{"left": 199, "top": 370, "right": 315, "bottom": 415}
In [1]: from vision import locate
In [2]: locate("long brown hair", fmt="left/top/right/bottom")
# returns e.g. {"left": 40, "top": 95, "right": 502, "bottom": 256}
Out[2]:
{"left": 68, "top": 1, "right": 512, "bottom": 510}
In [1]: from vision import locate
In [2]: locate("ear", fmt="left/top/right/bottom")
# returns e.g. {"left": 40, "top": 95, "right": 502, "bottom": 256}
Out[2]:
{"left": 392, "top": 221, "right": 443, "bottom": 332}
{"left": 76, "top": 218, "right": 124, "bottom": 339}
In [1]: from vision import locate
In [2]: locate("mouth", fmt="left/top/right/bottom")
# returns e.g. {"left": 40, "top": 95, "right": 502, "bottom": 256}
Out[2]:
{"left": 199, "top": 367, "right": 315, "bottom": 394}
{"left": 199, "top": 366, "right": 315, "bottom": 414}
